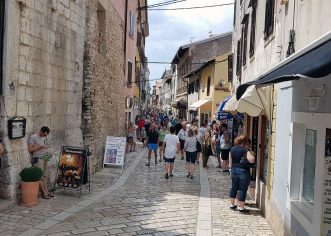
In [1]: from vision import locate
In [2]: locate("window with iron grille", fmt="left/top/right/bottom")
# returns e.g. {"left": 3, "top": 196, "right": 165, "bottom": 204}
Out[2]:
{"left": 236, "top": 40, "right": 241, "bottom": 76}
{"left": 0, "top": 0, "right": 5, "bottom": 94}
{"left": 264, "top": 0, "right": 275, "bottom": 39}
{"left": 249, "top": 0, "right": 257, "bottom": 57}
{"left": 228, "top": 54, "right": 233, "bottom": 83}
{"left": 242, "top": 15, "right": 249, "bottom": 66}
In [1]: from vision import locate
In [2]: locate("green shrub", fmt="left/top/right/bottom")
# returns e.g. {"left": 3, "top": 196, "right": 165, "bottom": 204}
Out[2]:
{"left": 19, "top": 167, "right": 43, "bottom": 182}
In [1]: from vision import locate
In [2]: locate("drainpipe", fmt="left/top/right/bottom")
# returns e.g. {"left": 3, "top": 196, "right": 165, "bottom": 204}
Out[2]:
{"left": 124, "top": 0, "right": 128, "bottom": 67}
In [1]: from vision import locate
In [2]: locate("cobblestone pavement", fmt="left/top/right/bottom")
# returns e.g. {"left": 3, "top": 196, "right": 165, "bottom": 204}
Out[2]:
{"left": 0, "top": 148, "right": 274, "bottom": 236}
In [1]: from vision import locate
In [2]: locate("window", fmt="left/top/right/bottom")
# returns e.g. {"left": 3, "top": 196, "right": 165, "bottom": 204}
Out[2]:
{"left": 0, "top": 0, "right": 5, "bottom": 94}
{"left": 249, "top": 0, "right": 257, "bottom": 57}
{"left": 228, "top": 54, "right": 233, "bottom": 83}
{"left": 207, "top": 77, "right": 211, "bottom": 96}
{"left": 242, "top": 15, "right": 249, "bottom": 66}
{"left": 264, "top": 0, "right": 275, "bottom": 39}
{"left": 127, "top": 61, "right": 132, "bottom": 86}
{"left": 195, "top": 79, "right": 199, "bottom": 92}
{"left": 233, "top": 0, "right": 237, "bottom": 26}
{"left": 97, "top": 3, "right": 106, "bottom": 55}
{"left": 236, "top": 40, "right": 242, "bottom": 76}
{"left": 129, "top": 11, "right": 135, "bottom": 37}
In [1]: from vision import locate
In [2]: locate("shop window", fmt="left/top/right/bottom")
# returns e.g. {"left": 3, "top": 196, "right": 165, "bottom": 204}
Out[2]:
{"left": 264, "top": 0, "right": 275, "bottom": 39}
{"left": 249, "top": 0, "right": 257, "bottom": 57}
{"left": 0, "top": 0, "right": 5, "bottom": 94}
{"left": 289, "top": 124, "right": 316, "bottom": 227}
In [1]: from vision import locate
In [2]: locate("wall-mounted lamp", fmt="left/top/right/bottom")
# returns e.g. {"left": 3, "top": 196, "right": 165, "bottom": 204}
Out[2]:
{"left": 305, "top": 84, "right": 326, "bottom": 111}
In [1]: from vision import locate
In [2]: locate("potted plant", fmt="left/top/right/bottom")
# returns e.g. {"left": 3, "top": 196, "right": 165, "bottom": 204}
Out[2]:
{"left": 19, "top": 167, "right": 43, "bottom": 207}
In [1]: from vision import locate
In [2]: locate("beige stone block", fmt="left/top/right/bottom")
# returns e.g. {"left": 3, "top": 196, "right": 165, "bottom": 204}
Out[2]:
{"left": 17, "top": 101, "right": 29, "bottom": 116}
{"left": 18, "top": 71, "right": 30, "bottom": 85}
{"left": 17, "top": 86, "right": 26, "bottom": 101}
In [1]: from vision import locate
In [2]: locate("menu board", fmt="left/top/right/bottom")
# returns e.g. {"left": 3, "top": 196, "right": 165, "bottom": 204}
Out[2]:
{"left": 103, "top": 136, "right": 126, "bottom": 166}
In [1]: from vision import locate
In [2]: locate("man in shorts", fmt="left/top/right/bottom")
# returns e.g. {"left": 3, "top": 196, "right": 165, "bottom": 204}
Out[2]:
{"left": 146, "top": 124, "right": 159, "bottom": 166}
{"left": 163, "top": 126, "right": 179, "bottom": 179}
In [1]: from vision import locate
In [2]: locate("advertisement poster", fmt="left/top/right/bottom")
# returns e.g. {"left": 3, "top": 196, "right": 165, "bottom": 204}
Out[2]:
{"left": 57, "top": 146, "right": 87, "bottom": 188}
{"left": 104, "top": 136, "right": 126, "bottom": 166}
{"left": 321, "top": 129, "right": 331, "bottom": 236}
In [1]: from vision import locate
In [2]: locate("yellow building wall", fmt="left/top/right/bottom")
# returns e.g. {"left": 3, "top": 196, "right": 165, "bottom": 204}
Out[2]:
{"left": 213, "top": 54, "right": 230, "bottom": 119}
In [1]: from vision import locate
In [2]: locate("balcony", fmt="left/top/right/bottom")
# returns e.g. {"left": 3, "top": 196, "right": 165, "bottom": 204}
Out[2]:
{"left": 176, "top": 86, "right": 187, "bottom": 95}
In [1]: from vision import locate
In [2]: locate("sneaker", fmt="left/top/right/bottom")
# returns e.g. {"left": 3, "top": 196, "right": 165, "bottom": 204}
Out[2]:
{"left": 190, "top": 175, "right": 193, "bottom": 179}
{"left": 170, "top": 174, "right": 173, "bottom": 177}
{"left": 181, "top": 157, "right": 184, "bottom": 160}
{"left": 223, "top": 169, "right": 230, "bottom": 172}
{"left": 165, "top": 173, "right": 169, "bottom": 179}
{"left": 186, "top": 174, "right": 191, "bottom": 178}
{"left": 159, "top": 159, "right": 162, "bottom": 162}
{"left": 146, "top": 163, "right": 150, "bottom": 167}
{"left": 229, "top": 205, "right": 237, "bottom": 210}
{"left": 239, "top": 208, "right": 249, "bottom": 213}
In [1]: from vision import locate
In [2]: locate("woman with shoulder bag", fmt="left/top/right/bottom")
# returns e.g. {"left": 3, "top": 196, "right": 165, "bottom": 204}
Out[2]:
{"left": 202, "top": 126, "right": 213, "bottom": 168}
{"left": 228, "top": 135, "right": 255, "bottom": 213}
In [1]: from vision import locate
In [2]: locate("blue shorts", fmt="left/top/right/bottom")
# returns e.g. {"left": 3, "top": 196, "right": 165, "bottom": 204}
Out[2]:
{"left": 148, "top": 143, "right": 158, "bottom": 151}
{"left": 186, "top": 151, "right": 197, "bottom": 164}
{"left": 164, "top": 157, "right": 175, "bottom": 163}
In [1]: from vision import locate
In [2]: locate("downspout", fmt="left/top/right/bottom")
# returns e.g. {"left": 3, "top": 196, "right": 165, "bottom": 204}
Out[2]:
{"left": 124, "top": 0, "right": 128, "bottom": 71}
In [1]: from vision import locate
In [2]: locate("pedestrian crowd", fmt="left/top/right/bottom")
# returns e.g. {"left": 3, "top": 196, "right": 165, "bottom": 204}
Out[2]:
{"left": 131, "top": 112, "right": 256, "bottom": 213}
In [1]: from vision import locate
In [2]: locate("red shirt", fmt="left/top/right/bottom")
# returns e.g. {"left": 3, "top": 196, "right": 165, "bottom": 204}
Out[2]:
{"left": 138, "top": 120, "right": 145, "bottom": 128}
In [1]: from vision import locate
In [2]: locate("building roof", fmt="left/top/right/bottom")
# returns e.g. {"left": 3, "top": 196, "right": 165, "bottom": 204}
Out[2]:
{"left": 171, "top": 31, "right": 232, "bottom": 64}
{"left": 183, "top": 58, "right": 215, "bottom": 79}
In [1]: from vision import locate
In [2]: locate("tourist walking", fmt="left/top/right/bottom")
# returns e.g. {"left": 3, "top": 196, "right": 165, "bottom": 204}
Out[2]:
{"left": 177, "top": 121, "right": 187, "bottom": 160}
{"left": 229, "top": 135, "right": 255, "bottom": 213}
{"left": 194, "top": 127, "right": 202, "bottom": 164}
{"left": 202, "top": 126, "right": 213, "bottom": 168}
{"left": 158, "top": 124, "right": 168, "bottom": 162}
{"left": 220, "top": 123, "right": 231, "bottom": 172}
{"left": 162, "top": 126, "right": 179, "bottom": 179}
{"left": 146, "top": 124, "right": 159, "bottom": 166}
{"left": 126, "top": 122, "right": 135, "bottom": 153}
{"left": 184, "top": 129, "right": 197, "bottom": 179}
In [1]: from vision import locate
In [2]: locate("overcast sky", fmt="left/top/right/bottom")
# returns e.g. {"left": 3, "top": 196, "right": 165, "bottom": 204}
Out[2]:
{"left": 145, "top": 0, "right": 234, "bottom": 85}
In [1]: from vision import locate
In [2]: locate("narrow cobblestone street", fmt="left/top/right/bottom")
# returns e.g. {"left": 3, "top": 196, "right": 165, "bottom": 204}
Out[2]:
{"left": 0, "top": 147, "right": 274, "bottom": 236}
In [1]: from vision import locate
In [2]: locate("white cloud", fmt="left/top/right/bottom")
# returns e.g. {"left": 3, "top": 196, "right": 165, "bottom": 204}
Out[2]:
{"left": 146, "top": 0, "right": 234, "bottom": 84}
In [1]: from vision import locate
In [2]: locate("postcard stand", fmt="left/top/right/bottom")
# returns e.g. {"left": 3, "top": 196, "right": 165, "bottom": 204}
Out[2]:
{"left": 53, "top": 146, "right": 90, "bottom": 198}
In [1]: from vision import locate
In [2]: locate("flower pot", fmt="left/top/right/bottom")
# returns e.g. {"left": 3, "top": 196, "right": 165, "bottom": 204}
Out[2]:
{"left": 21, "top": 181, "right": 39, "bottom": 207}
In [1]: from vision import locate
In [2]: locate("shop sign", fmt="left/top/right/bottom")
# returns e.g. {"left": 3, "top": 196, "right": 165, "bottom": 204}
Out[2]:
{"left": 103, "top": 136, "right": 126, "bottom": 167}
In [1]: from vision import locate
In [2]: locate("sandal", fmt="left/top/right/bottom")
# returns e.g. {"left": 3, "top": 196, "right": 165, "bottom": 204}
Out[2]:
{"left": 48, "top": 193, "right": 54, "bottom": 198}
{"left": 42, "top": 195, "right": 50, "bottom": 199}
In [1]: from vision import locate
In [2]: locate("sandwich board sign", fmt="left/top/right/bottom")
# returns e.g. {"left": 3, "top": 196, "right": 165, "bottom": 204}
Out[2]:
{"left": 103, "top": 136, "right": 126, "bottom": 169}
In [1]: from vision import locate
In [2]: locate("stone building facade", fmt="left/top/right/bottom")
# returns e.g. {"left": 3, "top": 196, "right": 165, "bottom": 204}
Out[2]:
{"left": 0, "top": 0, "right": 86, "bottom": 200}
{"left": 0, "top": 0, "right": 148, "bottom": 202}
{"left": 82, "top": 0, "right": 126, "bottom": 173}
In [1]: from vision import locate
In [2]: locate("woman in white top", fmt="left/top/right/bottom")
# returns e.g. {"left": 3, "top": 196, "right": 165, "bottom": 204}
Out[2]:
{"left": 220, "top": 123, "right": 231, "bottom": 172}
{"left": 184, "top": 129, "right": 197, "bottom": 179}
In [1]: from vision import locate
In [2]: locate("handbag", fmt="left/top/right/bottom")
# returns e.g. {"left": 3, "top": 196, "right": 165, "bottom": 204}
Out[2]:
{"left": 239, "top": 150, "right": 250, "bottom": 168}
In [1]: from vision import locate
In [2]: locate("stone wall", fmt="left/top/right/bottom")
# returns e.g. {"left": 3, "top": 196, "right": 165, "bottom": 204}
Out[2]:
{"left": 82, "top": 0, "right": 126, "bottom": 173}
{"left": 0, "top": 0, "right": 86, "bottom": 200}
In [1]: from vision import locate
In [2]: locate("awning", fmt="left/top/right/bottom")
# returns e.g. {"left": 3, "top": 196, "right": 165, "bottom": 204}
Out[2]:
{"left": 237, "top": 31, "right": 331, "bottom": 99}
{"left": 171, "top": 98, "right": 187, "bottom": 109}
{"left": 189, "top": 99, "right": 211, "bottom": 111}
{"left": 236, "top": 85, "right": 272, "bottom": 119}
{"left": 218, "top": 94, "right": 238, "bottom": 113}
